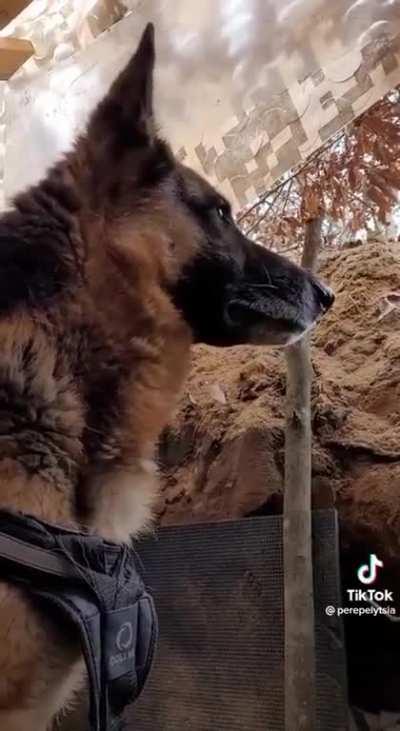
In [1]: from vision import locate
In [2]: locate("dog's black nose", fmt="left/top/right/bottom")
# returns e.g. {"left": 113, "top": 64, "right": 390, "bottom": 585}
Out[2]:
{"left": 312, "top": 279, "right": 335, "bottom": 312}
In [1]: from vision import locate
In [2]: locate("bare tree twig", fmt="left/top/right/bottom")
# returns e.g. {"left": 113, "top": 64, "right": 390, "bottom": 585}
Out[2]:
{"left": 237, "top": 133, "right": 345, "bottom": 226}
{"left": 244, "top": 187, "right": 283, "bottom": 235}
{"left": 281, "top": 179, "right": 294, "bottom": 217}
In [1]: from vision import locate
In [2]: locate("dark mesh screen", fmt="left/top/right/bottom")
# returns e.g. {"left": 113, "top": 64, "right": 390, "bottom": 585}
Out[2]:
{"left": 127, "top": 510, "right": 347, "bottom": 730}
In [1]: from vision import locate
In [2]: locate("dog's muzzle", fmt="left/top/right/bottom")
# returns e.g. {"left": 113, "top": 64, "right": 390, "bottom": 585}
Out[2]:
{"left": 0, "top": 510, "right": 158, "bottom": 731}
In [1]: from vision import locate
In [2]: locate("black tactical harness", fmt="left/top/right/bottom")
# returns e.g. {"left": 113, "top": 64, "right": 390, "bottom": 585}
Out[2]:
{"left": 0, "top": 510, "right": 158, "bottom": 731}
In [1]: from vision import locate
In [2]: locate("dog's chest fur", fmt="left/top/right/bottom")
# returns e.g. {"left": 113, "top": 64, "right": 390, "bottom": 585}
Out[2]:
{"left": 61, "top": 291, "right": 192, "bottom": 539}
{"left": 72, "top": 308, "right": 191, "bottom": 539}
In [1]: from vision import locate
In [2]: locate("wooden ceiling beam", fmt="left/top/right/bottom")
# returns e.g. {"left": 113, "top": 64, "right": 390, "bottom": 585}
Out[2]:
{"left": 0, "top": 37, "right": 34, "bottom": 79}
{"left": 0, "top": 0, "right": 33, "bottom": 30}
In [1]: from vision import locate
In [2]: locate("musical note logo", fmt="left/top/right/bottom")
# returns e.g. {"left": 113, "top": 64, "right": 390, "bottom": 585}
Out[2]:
{"left": 357, "top": 554, "right": 383, "bottom": 585}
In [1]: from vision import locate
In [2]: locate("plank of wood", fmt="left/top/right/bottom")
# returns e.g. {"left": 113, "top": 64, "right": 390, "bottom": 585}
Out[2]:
{"left": 0, "top": 37, "right": 34, "bottom": 79}
{"left": 0, "top": 0, "right": 33, "bottom": 30}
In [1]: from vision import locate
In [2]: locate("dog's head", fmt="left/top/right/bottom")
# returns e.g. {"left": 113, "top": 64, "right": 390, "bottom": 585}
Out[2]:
{"left": 79, "top": 23, "right": 333, "bottom": 347}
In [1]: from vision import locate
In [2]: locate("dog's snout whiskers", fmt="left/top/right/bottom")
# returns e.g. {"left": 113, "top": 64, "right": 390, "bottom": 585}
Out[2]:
{"left": 262, "top": 265, "right": 274, "bottom": 287}
{"left": 249, "top": 283, "right": 278, "bottom": 290}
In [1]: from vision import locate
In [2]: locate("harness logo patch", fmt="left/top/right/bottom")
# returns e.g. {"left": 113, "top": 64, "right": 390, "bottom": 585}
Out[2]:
{"left": 106, "top": 609, "right": 138, "bottom": 679}
{"left": 116, "top": 622, "right": 134, "bottom": 652}
{"left": 109, "top": 621, "right": 135, "bottom": 674}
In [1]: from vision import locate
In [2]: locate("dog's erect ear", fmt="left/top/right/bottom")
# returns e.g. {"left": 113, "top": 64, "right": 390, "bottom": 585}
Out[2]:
{"left": 88, "top": 23, "right": 156, "bottom": 146}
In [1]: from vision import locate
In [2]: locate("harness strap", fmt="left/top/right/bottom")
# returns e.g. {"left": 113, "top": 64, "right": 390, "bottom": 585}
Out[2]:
{"left": 0, "top": 513, "right": 158, "bottom": 731}
{"left": 0, "top": 531, "right": 77, "bottom": 577}
{"left": 34, "top": 587, "right": 155, "bottom": 731}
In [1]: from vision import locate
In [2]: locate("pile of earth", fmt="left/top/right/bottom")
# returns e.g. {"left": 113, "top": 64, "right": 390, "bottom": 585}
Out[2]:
{"left": 158, "top": 241, "right": 400, "bottom": 549}
{"left": 156, "top": 240, "right": 400, "bottom": 720}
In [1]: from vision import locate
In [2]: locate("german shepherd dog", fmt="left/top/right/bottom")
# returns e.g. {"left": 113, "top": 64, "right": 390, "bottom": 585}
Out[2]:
{"left": 0, "top": 23, "right": 333, "bottom": 730}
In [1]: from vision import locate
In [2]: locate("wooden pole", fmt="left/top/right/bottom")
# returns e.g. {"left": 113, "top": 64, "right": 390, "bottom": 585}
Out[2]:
{"left": 283, "top": 216, "right": 322, "bottom": 731}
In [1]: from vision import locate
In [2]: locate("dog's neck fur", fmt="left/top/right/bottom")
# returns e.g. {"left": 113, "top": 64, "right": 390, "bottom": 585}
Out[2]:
{"left": 3, "top": 162, "right": 192, "bottom": 537}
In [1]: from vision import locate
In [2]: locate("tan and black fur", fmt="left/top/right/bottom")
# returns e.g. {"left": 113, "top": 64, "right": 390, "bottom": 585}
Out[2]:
{"left": 0, "top": 24, "right": 333, "bottom": 730}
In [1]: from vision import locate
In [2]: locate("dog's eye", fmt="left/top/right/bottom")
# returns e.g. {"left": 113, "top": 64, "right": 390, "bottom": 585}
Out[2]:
{"left": 215, "top": 204, "right": 231, "bottom": 223}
